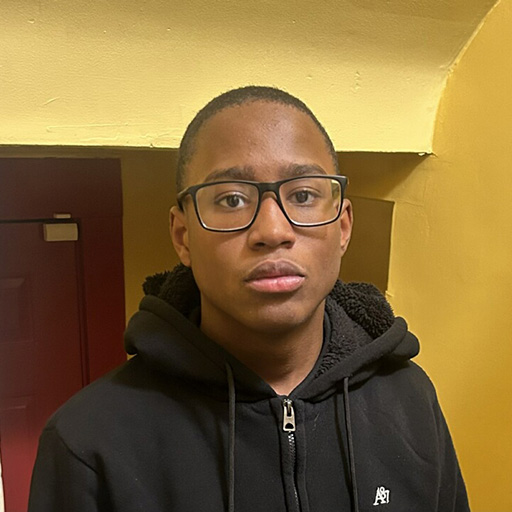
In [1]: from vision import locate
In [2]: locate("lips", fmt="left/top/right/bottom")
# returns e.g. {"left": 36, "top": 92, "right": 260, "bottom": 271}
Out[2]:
{"left": 245, "top": 260, "right": 306, "bottom": 293}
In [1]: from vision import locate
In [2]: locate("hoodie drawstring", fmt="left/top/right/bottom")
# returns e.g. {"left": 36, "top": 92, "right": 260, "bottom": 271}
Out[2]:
{"left": 225, "top": 362, "right": 236, "bottom": 512}
{"left": 224, "top": 366, "right": 358, "bottom": 512}
{"left": 342, "top": 376, "right": 360, "bottom": 512}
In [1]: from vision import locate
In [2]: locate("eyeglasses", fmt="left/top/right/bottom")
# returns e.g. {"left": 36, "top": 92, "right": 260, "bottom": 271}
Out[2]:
{"left": 177, "top": 175, "right": 348, "bottom": 232}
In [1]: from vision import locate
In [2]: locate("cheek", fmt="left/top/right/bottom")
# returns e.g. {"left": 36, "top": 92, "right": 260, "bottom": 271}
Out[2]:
{"left": 314, "top": 224, "right": 342, "bottom": 255}
{"left": 187, "top": 231, "right": 240, "bottom": 283}
{"left": 311, "top": 226, "right": 343, "bottom": 276}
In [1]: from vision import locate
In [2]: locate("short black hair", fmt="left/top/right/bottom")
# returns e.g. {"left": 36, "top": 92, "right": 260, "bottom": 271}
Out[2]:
{"left": 176, "top": 85, "right": 339, "bottom": 192}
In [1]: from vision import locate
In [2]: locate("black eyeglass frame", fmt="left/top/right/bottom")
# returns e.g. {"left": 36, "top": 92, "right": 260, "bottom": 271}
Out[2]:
{"left": 176, "top": 174, "right": 349, "bottom": 232}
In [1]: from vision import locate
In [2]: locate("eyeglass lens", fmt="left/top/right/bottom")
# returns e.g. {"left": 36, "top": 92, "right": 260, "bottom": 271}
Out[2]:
{"left": 195, "top": 177, "right": 342, "bottom": 230}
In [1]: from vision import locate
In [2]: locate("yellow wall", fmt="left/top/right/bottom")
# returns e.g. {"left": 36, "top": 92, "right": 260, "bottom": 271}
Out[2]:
{"left": 121, "top": 150, "right": 180, "bottom": 319}
{"left": 340, "top": 194, "right": 394, "bottom": 293}
{"left": 343, "top": 2, "right": 512, "bottom": 508}
{"left": 427, "top": 3, "right": 512, "bottom": 506}
{"left": 0, "top": 0, "right": 496, "bottom": 152}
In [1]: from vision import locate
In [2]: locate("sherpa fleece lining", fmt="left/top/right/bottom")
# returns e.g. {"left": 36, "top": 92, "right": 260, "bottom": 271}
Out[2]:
{"left": 142, "top": 264, "right": 395, "bottom": 378}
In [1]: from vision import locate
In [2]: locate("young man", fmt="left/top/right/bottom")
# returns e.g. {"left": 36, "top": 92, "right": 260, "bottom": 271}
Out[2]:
{"left": 29, "top": 86, "right": 470, "bottom": 511}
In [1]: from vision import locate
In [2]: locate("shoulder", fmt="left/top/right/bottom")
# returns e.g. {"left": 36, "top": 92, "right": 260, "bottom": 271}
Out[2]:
{"left": 358, "top": 360, "right": 440, "bottom": 413}
{"left": 49, "top": 358, "right": 140, "bottom": 422}
{"left": 385, "top": 360, "right": 436, "bottom": 394}
{"left": 356, "top": 360, "right": 449, "bottom": 438}
{"left": 43, "top": 356, "right": 182, "bottom": 462}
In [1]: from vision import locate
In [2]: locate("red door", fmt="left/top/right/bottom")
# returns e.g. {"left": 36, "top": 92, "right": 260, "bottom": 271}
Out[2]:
{"left": 0, "top": 158, "right": 126, "bottom": 512}
{"left": 0, "top": 222, "right": 85, "bottom": 511}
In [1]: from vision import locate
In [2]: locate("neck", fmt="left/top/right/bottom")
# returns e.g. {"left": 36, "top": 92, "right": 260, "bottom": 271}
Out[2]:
{"left": 200, "top": 304, "right": 325, "bottom": 396}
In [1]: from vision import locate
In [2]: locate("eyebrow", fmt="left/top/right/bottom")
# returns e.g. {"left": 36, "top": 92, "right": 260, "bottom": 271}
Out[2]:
{"left": 285, "top": 164, "right": 328, "bottom": 177}
{"left": 204, "top": 167, "right": 255, "bottom": 183}
{"left": 203, "top": 163, "right": 328, "bottom": 183}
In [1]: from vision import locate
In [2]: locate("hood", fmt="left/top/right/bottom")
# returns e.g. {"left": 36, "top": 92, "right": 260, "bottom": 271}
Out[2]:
{"left": 125, "top": 264, "right": 419, "bottom": 401}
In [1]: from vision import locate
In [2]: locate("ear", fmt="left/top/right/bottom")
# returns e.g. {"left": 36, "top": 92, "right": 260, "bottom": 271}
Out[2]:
{"left": 339, "top": 198, "right": 353, "bottom": 256}
{"left": 169, "top": 206, "right": 191, "bottom": 267}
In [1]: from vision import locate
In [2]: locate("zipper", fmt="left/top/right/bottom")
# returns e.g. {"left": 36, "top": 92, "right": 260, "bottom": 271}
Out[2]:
{"left": 282, "top": 398, "right": 300, "bottom": 512}
{"left": 282, "top": 398, "right": 296, "bottom": 432}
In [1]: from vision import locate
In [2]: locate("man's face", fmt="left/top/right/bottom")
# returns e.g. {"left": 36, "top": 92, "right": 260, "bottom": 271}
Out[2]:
{"left": 170, "top": 100, "right": 352, "bottom": 337}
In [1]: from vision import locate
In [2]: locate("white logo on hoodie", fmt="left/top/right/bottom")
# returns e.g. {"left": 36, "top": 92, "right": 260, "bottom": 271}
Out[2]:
{"left": 373, "top": 486, "right": 390, "bottom": 505}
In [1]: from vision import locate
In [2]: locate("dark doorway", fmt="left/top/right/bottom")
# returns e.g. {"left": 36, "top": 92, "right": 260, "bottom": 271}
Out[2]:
{"left": 0, "top": 158, "right": 126, "bottom": 512}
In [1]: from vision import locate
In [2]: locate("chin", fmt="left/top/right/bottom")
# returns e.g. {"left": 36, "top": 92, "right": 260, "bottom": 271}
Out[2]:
{"left": 239, "top": 301, "right": 324, "bottom": 335}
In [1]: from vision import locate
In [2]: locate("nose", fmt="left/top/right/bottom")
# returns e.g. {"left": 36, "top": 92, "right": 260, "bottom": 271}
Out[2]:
{"left": 246, "top": 193, "right": 296, "bottom": 249}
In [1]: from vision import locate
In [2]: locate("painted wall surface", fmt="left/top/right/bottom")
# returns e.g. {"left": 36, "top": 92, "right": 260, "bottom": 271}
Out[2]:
{"left": 345, "top": 1, "right": 512, "bottom": 508}
{"left": 121, "top": 150, "right": 180, "bottom": 320}
{"left": 0, "top": 0, "right": 496, "bottom": 152}
{"left": 340, "top": 194, "right": 394, "bottom": 293}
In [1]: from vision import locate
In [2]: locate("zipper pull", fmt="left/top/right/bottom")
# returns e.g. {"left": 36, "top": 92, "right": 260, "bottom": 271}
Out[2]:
{"left": 282, "top": 398, "right": 296, "bottom": 432}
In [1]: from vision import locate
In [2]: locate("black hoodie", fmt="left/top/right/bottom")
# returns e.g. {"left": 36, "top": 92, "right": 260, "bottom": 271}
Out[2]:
{"left": 29, "top": 265, "right": 470, "bottom": 512}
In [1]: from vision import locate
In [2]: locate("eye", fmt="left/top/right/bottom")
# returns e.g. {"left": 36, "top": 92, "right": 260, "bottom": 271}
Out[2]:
{"left": 293, "top": 190, "right": 313, "bottom": 204}
{"left": 216, "top": 192, "right": 250, "bottom": 209}
{"left": 288, "top": 188, "right": 319, "bottom": 205}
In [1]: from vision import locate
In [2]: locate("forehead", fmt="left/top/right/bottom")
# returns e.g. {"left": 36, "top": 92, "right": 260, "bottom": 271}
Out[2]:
{"left": 185, "top": 101, "right": 336, "bottom": 186}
